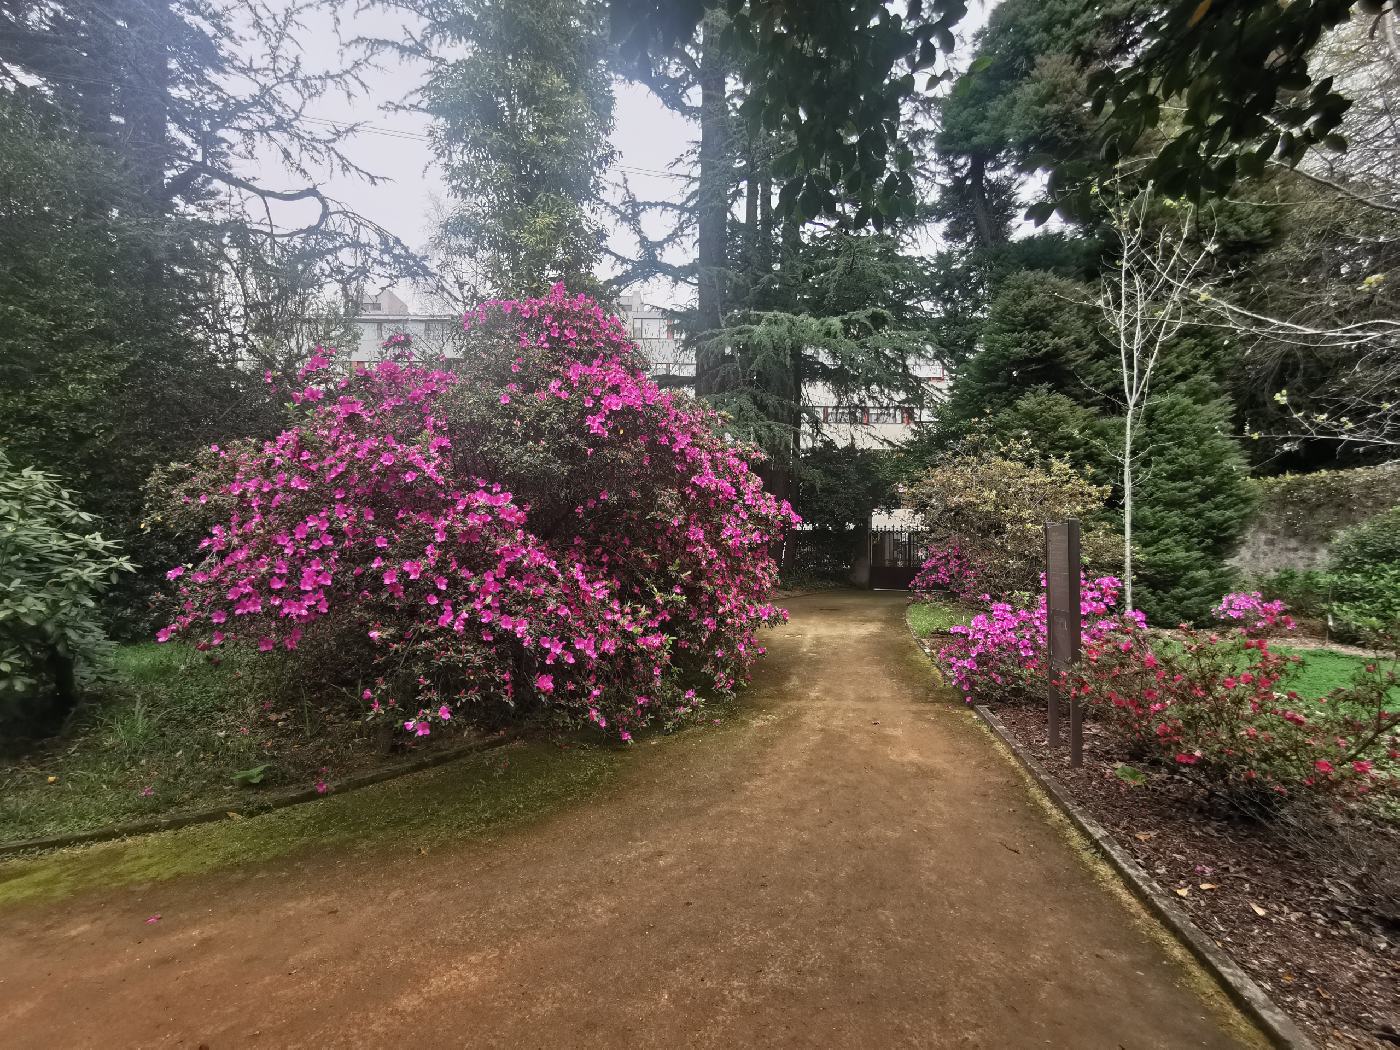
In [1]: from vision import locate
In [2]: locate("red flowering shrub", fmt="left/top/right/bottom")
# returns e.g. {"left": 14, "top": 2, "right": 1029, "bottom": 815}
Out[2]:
{"left": 1070, "top": 623, "right": 1400, "bottom": 802}
{"left": 154, "top": 286, "right": 797, "bottom": 741}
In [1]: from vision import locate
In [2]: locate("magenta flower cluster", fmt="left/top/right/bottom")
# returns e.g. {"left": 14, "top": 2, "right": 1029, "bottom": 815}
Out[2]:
{"left": 909, "top": 545, "right": 980, "bottom": 601}
{"left": 938, "top": 575, "right": 1141, "bottom": 702}
{"left": 157, "top": 285, "right": 798, "bottom": 740}
{"left": 1211, "top": 591, "right": 1296, "bottom": 635}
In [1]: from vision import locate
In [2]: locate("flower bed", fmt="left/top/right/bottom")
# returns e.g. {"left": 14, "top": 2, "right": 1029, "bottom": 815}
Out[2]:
{"left": 992, "top": 705, "right": 1400, "bottom": 1048}
{"left": 921, "top": 579, "right": 1399, "bottom": 1047}
{"left": 936, "top": 574, "right": 1140, "bottom": 702}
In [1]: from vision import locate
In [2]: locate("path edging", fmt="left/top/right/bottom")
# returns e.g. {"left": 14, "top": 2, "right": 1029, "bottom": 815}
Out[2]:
{"left": 972, "top": 704, "right": 1315, "bottom": 1050}
{"left": 0, "top": 729, "right": 522, "bottom": 860}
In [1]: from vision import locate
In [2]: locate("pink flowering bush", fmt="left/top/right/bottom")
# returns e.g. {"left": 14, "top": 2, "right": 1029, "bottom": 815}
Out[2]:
{"left": 1212, "top": 591, "right": 1295, "bottom": 636}
{"left": 910, "top": 545, "right": 979, "bottom": 601}
{"left": 938, "top": 575, "right": 1140, "bottom": 702}
{"left": 1070, "top": 624, "right": 1400, "bottom": 803}
{"left": 153, "top": 286, "right": 797, "bottom": 741}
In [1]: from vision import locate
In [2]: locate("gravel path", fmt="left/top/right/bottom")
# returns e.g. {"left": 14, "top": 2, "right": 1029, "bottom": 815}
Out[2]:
{"left": 0, "top": 591, "right": 1265, "bottom": 1048}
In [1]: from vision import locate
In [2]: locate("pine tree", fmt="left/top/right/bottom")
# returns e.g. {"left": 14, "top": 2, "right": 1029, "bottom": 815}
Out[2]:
{"left": 939, "top": 270, "right": 1102, "bottom": 430}
{"left": 708, "top": 230, "right": 939, "bottom": 503}
{"left": 1134, "top": 393, "right": 1256, "bottom": 624}
{"left": 988, "top": 389, "right": 1117, "bottom": 488}
{"left": 415, "top": 0, "right": 615, "bottom": 299}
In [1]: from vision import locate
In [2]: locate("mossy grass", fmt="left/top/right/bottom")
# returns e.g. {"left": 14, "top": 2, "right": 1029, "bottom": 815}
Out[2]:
{"left": 906, "top": 599, "right": 972, "bottom": 639}
{"left": 1273, "top": 645, "right": 1398, "bottom": 707}
{"left": 0, "top": 677, "right": 762, "bottom": 910}
{"left": 0, "top": 737, "right": 625, "bottom": 908}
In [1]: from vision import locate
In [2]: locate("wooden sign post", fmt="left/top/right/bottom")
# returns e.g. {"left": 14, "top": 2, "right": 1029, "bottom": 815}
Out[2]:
{"left": 1044, "top": 519, "right": 1084, "bottom": 767}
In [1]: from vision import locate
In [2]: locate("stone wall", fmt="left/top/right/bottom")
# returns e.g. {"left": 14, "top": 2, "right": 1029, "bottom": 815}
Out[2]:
{"left": 1231, "top": 462, "right": 1400, "bottom": 576}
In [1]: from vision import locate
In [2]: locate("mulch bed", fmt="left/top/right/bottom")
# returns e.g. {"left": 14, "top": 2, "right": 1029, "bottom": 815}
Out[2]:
{"left": 992, "top": 703, "right": 1400, "bottom": 1049}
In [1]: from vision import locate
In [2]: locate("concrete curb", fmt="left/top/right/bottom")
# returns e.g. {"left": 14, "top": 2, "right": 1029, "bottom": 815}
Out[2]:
{"left": 0, "top": 729, "right": 523, "bottom": 860}
{"left": 973, "top": 704, "right": 1315, "bottom": 1050}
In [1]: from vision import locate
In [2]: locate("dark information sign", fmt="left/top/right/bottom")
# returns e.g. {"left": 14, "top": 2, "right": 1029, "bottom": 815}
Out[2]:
{"left": 1044, "top": 520, "right": 1083, "bottom": 765}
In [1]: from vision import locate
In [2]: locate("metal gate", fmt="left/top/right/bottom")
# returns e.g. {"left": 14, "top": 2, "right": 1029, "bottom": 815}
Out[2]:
{"left": 868, "top": 528, "right": 929, "bottom": 589}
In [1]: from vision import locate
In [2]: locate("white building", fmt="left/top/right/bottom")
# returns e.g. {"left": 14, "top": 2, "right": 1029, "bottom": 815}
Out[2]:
{"left": 349, "top": 290, "right": 466, "bottom": 362}
{"left": 617, "top": 293, "right": 949, "bottom": 450}
{"left": 617, "top": 292, "right": 692, "bottom": 382}
{"left": 803, "top": 363, "right": 949, "bottom": 450}
{"left": 349, "top": 291, "right": 949, "bottom": 451}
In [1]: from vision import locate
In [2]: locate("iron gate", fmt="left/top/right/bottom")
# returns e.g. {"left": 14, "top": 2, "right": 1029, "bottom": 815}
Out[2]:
{"left": 868, "top": 527, "right": 929, "bottom": 589}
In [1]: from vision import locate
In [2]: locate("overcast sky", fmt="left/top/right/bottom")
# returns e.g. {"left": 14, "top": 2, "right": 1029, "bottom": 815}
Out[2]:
{"left": 249, "top": 3, "right": 993, "bottom": 311}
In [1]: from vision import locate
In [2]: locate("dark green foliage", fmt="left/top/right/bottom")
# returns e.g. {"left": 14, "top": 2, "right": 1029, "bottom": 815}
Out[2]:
{"left": 0, "top": 451, "right": 132, "bottom": 740}
{"left": 1, "top": 3, "right": 418, "bottom": 633}
{"left": 785, "top": 441, "right": 896, "bottom": 585}
{"left": 610, "top": 1, "right": 1381, "bottom": 227}
{"left": 613, "top": 0, "right": 968, "bottom": 229}
{"left": 0, "top": 96, "right": 279, "bottom": 627}
{"left": 937, "top": 0, "right": 1145, "bottom": 213}
{"left": 420, "top": 0, "right": 616, "bottom": 298}
{"left": 923, "top": 233, "right": 1100, "bottom": 369}
{"left": 939, "top": 270, "right": 1101, "bottom": 429}
{"left": 1257, "top": 569, "right": 1337, "bottom": 621}
{"left": 1331, "top": 507, "right": 1400, "bottom": 573}
{"left": 794, "top": 442, "right": 898, "bottom": 533}
{"left": 987, "top": 390, "right": 1117, "bottom": 488}
{"left": 1086, "top": 0, "right": 1362, "bottom": 205}
{"left": 1329, "top": 566, "right": 1400, "bottom": 642}
{"left": 708, "top": 230, "right": 940, "bottom": 495}
{"left": 1134, "top": 394, "right": 1256, "bottom": 624}
{"left": 1258, "top": 564, "right": 1400, "bottom": 644}
{"left": 1324, "top": 507, "right": 1400, "bottom": 640}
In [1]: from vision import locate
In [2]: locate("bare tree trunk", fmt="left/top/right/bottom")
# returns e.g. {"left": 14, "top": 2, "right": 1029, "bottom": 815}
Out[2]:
{"left": 968, "top": 155, "right": 1001, "bottom": 249}
{"left": 757, "top": 141, "right": 774, "bottom": 278}
{"left": 1122, "top": 416, "right": 1134, "bottom": 610}
{"left": 744, "top": 130, "right": 759, "bottom": 262}
{"left": 694, "top": 11, "right": 729, "bottom": 398}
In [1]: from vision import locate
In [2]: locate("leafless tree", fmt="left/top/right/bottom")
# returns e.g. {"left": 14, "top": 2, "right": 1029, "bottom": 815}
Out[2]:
{"left": 1096, "top": 187, "right": 1214, "bottom": 609}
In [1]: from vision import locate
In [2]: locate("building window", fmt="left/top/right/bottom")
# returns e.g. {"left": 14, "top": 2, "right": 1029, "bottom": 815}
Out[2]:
{"left": 822, "top": 405, "right": 866, "bottom": 424}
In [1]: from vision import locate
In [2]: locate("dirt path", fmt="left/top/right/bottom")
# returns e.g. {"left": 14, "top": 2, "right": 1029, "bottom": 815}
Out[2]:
{"left": 0, "top": 591, "right": 1264, "bottom": 1049}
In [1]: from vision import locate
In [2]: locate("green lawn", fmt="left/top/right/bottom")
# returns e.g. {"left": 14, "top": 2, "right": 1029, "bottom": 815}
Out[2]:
{"left": 1274, "top": 645, "right": 1392, "bottom": 702}
{"left": 907, "top": 599, "right": 972, "bottom": 639}
{"left": 1148, "top": 638, "right": 1395, "bottom": 708}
